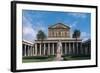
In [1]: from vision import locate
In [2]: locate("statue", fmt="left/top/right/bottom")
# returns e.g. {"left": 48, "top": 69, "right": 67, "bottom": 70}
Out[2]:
{"left": 55, "top": 40, "right": 63, "bottom": 61}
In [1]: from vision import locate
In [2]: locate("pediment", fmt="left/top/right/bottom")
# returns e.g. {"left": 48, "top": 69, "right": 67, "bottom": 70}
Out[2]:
{"left": 49, "top": 23, "right": 70, "bottom": 29}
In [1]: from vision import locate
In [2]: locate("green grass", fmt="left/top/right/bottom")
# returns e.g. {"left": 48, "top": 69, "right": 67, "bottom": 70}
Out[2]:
{"left": 63, "top": 55, "right": 91, "bottom": 61}
{"left": 22, "top": 55, "right": 55, "bottom": 63}
{"left": 23, "top": 56, "right": 48, "bottom": 59}
{"left": 22, "top": 55, "right": 91, "bottom": 63}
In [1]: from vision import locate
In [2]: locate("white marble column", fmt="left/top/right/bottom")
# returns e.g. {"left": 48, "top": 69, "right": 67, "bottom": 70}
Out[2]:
{"left": 52, "top": 43, "right": 54, "bottom": 55}
{"left": 65, "top": 43, "right": 67, "bottom": 55}
{"left": 40, "top": 43, "right": 41, "bottom": 56}
{"left": 69, "top": 43, "right": 71, "bottom": 55}
{"left": 66, "top": 43, "right": 68, "bottom": 55}
{"left": 32, "top": 46, "right": 34, "bottom": 56}
{"left": 29, "top": 46, "right": 31, "bottom": 56}
{"left": 30, "top": 46, "right": 32, "bottom": 56}
{"left": 24, "top": 45, "right": 26, "bottom": 56}
{"left": 35, "top": 43, "right": 37, "bottom": 56}
{"left": 67, "top": 43, "right": 69, "bottom": 55}
{"left": 27, "top": 46, "right": 30, "bottom": 56}
{"left": 48, "top": 43, "right": 50, "bottom": 55}
{"left": 31, "top": 46, "right": 33, "bottom": 56}
{"left": 43, "top": 43, "right": 46, "bottom": 55}
{"left": 73, "top": 42, "right": 75, "bottom": 55}
{"left": 80, "top": 42, "right": 83, "bottom": 55}
{"left": 77, "top": 43, "right": 78, "bottom": 55}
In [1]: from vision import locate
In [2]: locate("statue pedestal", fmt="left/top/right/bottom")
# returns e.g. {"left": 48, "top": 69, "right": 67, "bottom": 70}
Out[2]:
{"left": 55, "top": 53, "right": 63, "bottom": 61}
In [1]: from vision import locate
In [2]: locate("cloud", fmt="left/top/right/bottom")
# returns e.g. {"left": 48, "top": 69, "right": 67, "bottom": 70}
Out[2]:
{"left": 23, "top": 10, "right": 47, "bottom": 23}
{"left": 23, "top": 26, "right": 37, "bottom": 41}
{"left": 68, "top": 13, "right": 87, "bottom": 18}
{"left": 22, "top": 16, "right": 37, "bottom": 42}
{"left": 22, "top": 15, "right": 47, "bottom": 42}
{"left": 70, "top": 21, "right": 77, "bottom": 28}
{"left": 81, "top": 32, "right": 90, "bottom": 41}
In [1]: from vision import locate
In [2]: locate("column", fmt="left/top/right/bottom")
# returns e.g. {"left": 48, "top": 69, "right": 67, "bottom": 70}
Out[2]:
{"left": 51, "top": 31, "right": 52, "bottom": 37}
{"left": 73, "top": 42, "right": 75, "bottom": 55}
{"left": 32, "top": 46, "right": 34, "bottom": 56}
{"left": 31, "top": 46, "right": 33, "bottom": 56}
{"left": 77, "top": 43, "right": 78, "bottom": 55}
{"left": 48, "top": 43, "right": 50, "bottom": 55}
{"left": 29, "top": 46, "right": 31, "bottom": 56}
{"left": 24, "top": 45, "right": 26, "bottom": 56}
{"left": 65, "top": 43, "right": 67, "bottom": 55}
{"left": 69, "top": 43, "right": 71, "bottom": 55}
{"left": 61, "top": 43, "right": 63, "bottom": 55}
{"left": 40, "top": 43, "right": 41, "bottom": 56}
{"left": 66, "top": 43, "right": 68, "bottom": 55}
{"left": 27, "top": 45, "right": 28, "bottom": 56}
{"left": 35, "top": 43, "right": 37, "bottom": 56}
{"left": 30, "top": 46, "right": 32, "bottom": 56}
{"left": 80, "top": 42, "right": 83, "bottom": 55}
{"left": 54, "top": 31, "right": 56, "bottom": 37}
{"left": 43, "top": 43, "right": 46, "bottom": 55}
{"left": 52, "top": 43, "right": 54, "bottom": 55}
{"left": 27, "top": 46, "right": 29, "bottom": 56}
{"left": 26, "top": 45, "right": 28, "bottom": 56}
{"left": 67, "top": 43, "right": 69, "bottom": 55}
{"left": 30, "top": 46, "right": 31, "bottom": 56}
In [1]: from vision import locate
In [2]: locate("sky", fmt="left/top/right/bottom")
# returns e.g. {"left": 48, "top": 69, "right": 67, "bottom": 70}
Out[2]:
{"left": 22, "top": 10, "right": 91, "bottom": 42}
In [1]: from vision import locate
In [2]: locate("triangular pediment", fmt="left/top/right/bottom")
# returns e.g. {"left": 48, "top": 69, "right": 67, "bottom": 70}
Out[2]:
{"left": 49, "top": 23, "right": 70, "bottom": 29}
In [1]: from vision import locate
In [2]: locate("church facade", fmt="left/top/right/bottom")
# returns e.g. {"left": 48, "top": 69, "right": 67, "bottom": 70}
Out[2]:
{"left": 22, "top": 23, "right": 86, "bottom": 57}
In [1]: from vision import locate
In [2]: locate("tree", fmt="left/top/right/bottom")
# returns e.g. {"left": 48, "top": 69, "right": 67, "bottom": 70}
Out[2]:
{"left": 72, "top": 29, "right": 81, "bottom": 55}
{"left": 72, "top": 29, "right": 80, "bottom": 38}
{"left": 36, "top": 30, "right": 47, "bottom": 55}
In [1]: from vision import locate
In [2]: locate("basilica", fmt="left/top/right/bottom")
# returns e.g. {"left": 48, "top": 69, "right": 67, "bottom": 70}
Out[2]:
{"left": 22, "top": 23, "right": 90, "bottom": 57}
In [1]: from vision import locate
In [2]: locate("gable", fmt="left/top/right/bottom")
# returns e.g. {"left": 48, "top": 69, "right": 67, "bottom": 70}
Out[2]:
{"left": 49, "top": 23, "right": 70, "bottom": 29}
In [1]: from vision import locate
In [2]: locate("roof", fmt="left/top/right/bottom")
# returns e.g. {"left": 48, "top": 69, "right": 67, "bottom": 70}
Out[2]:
{"left": 48, "top": 23, "right": 70, "bottom": 29}
{"left": 22, "top": 40, "right": 33, "bottom": 45}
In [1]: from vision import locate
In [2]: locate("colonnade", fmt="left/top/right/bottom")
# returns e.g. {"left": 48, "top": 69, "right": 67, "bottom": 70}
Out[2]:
{"left": 22, "top": 41, "right": 87, "bottom": 56}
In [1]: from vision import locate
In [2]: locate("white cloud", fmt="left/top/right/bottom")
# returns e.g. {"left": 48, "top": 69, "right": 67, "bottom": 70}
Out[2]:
{"left": 23, "top": 27, "right": 34, "bottom": 35}
{"left": 81, "top": 32, "right": 90, "bottom": 41}
{"left": 22, "top": 15, "right": 47, "bottom": 42}
{"left": 68, "top": 13, "right": 87, "bottom": 18}
{"left": 70, "top": 21, "right": 77, "bottom": 28}
{"left": 23, "top": 26, "right": 37, "bottom": 41}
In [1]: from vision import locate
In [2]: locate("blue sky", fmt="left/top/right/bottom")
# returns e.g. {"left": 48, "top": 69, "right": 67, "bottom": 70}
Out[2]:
{"left": 22, "top": 10, "right": 91, "bottom": 42}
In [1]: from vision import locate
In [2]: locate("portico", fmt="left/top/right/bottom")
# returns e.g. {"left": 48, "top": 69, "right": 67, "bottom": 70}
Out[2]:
{"left": 22, "top": 38, "right": 82, "bottom": 56}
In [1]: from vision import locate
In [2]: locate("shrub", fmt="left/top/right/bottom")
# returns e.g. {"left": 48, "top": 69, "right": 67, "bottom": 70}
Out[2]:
{"left": 63, "top": 57, "right": 69, "bottom": 60}
{"left": 48, "top": 55, "right": 55, "bottom": 58}
{"left": 23, "top": 56, "right": 48, "bottom": 59}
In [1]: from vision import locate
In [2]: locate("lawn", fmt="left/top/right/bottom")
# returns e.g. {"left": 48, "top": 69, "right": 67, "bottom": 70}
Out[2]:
{"left": 22, "top": 55, "right": 55, "bottom": 63}
{"left": 63, "top": 55, "right": 90, "bottom": 61}
{"left": 22, "top": 55, "right": 91, "bottom": 63}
